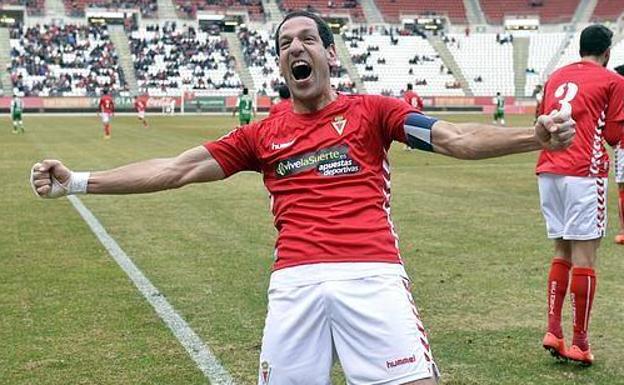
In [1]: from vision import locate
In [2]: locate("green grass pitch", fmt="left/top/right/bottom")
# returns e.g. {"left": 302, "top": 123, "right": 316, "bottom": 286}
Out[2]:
{"left": 1, "top": 113, "right": 623, "bottom": 384}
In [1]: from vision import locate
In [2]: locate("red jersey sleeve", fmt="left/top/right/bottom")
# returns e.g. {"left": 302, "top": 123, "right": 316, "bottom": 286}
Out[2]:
{"left": 604, "top": 75, "right": 624, "bottom": 145}
{"left": 203, "top": 123, "right": 261, "bottom": 177}
{"left": 368, "top": 95, "right": 418, "bottom": 146}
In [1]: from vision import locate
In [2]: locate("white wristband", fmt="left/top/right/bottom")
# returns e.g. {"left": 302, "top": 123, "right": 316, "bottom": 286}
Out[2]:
{"left": 68, "top": 172, "right": 90, "bottom": 195}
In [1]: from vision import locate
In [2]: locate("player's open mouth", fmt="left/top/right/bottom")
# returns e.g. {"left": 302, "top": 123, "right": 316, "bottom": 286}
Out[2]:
{"left": 291, "top": 60, "right": 312, "bottom": 81}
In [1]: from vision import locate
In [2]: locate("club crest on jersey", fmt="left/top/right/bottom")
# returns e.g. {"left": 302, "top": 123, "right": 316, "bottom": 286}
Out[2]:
{"left": 331, "top": 115, "right": 347, "bottom": 135}
{"left": 260, "top": 361, "right": 272, "bottom": 384}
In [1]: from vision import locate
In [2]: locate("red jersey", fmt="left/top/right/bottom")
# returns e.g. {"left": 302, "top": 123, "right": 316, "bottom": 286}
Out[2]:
{"left": 134, "top": 98, "right": 147, "bottom": 112}
{"left": 536, "top": 61, "right": 624, "bottom": 177}
{"left": 403, "top": 90, "right": 423, "bottom": 110}
{"left": 99, "top": 95, "right": 115, "bottom": 114}
{"left": 269, "top": 99, "right": 292, "bottom": 116}
{"left": 205, "top": 94, "right": 416, "bottom": 271}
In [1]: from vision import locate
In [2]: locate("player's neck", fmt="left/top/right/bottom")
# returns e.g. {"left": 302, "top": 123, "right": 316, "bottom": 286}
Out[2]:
{"left": 580, "top": 56, "right": 605, "bottom": 67}
{"left": 292, "top": 90, "right": 338, "bottom": 114}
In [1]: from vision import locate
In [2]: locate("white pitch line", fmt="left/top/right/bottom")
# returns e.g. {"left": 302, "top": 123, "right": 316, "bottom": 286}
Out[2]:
{"left": 67, "top": 195, "right": 236, "bottom": 385}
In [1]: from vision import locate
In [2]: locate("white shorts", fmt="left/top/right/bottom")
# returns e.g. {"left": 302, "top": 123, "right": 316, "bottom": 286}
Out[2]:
{"left": 101, "top": 112, "right": 111, "bottom": 124}
{"left": 538, "top": 173, "right": 607, "bottom": 240}
{"left": 137, "top": 111, "right": 145, "bottom": 119}
{"left": 258, "top": 263, "right": 439, "bottom": 385}
{"left": 615, "top": 144, "right": 624, "bottom": 183}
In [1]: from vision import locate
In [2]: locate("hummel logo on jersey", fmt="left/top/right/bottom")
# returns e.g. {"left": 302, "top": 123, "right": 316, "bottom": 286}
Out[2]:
{"left": 271, "top": 139, "right": 296, "bottom": 150}
{"left": 331, "top": 115, "right": 347, "bottom": 135}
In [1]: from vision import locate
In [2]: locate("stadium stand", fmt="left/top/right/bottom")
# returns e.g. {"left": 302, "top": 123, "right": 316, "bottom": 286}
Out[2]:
{"left": 128, "top": 22, "right": 242, "bottom": 96}
{"left": 525, "top": 32, "right": 565, "bottom": 96}
{"left": 63, "top": 0, "right": 158, "bottom": 18}
{"left": 9, "top": 23, "right": 126, "bottom": 96}
{"left": 0, "top": 0, "right": 45, "bottom": 16}
{"left": 278, "top": 0, "right": 365, "bottom": 23}
{"left": 592, "top": 0, "right": 624, "bottom": 22}
{"left": 344, "top": 27, "right": 463, "bottom": 96}
{"left": 479, "top": 0, "right": 580, "bottom": 24}
{"left": 608, "top": 37, "right": 624, "bottom": 72}
{"left": 445, "top": 32, "right": 514, "bottom": 96}
{"left": 174, "top": 0, "right": 265, "bottom": 21}
{"left": 373, "top": 0, "right": 466, "bottom": 24}
{"left": 553, "top": 31, "right": 581, "bottom": 70}
{"left": 238, "top": 27, "right": 355, "bottom": 96}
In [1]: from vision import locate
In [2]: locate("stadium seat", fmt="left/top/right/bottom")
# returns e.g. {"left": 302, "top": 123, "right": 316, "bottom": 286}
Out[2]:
{"left": 278, "top": 0, "right": 365, "bottom": 23}
{"left": 479, "top": 0, "right": 579, "bottom": 24}
{"left": 0, "top": 0, "right": 45, "bottom": 16}
{"left": 446, "top": 33, "right": 513, "bottom": 96}
{"left": 129, "top": 22, "right": 242, "bottom": 96}
{"left": 63, "top": 0, "right": 158, "bottom": 18}
{"left": 525, "top": 32, "right": 565, "bottom": 96}
{"left": 592, "top": 0, "right": 624, "bottom": 22}
{"left": 9, "top": 24, "right": 126, "bottom": 97}
{"left": 173, "top": 0, "right": 265, "bottom": 21}
{"left": 344, "top": 28, "right": 464, "bottom": 96}
{"left": 373, "top": 0, "right": 466, "bottom": 24}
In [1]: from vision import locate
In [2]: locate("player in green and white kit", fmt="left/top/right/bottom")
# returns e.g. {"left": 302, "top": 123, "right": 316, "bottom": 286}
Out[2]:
{"left": 492, "top": 92, "right": 505, "bottom": 126}
{"left": 233, "top": 87, "right": 254, "bottom": 125}
{"left": 11, "top": 94, "right": 24, "bottom": 134}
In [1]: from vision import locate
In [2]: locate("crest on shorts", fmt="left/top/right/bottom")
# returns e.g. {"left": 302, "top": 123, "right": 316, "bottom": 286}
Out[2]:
{"left": 331, "top": 115, "right": 347, "bottom": 135}
{"left": 260, "top": 361, "right": 272, "bottom": 384}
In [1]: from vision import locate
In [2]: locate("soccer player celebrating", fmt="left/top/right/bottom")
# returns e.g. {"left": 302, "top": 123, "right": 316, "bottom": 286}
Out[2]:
{"left": 233, "top": 87, "right": 254, "bottom": 125}
{"left": 492, "top": 92, "right": 505, "bottom": 125}
{"left": 10, "top": 93, "right": 24, "bottom": 134}
{"left": 612, "top": 64, "right": 624, "bottom": 244}
{"left": 134, "top": 94, "right": 149, "bottom": 128}
{"left": 537, "top": 25, "right": 624, "bottom": 365}
{"left": 403, "top": 83, "right": 424, "bottom": 110}
{"left": 99, "top": 89, "right": 115, "bottom": 139}
{"left": 269, "top": 84, "right": 292, "bottom": 116}
{"left": 31, "top": 11, "right": 575, "bottom": 384}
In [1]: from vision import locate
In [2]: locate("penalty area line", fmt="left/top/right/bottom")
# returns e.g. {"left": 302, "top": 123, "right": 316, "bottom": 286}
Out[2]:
{"left": 67, "top": 195, "right": 236, "bottom": 385}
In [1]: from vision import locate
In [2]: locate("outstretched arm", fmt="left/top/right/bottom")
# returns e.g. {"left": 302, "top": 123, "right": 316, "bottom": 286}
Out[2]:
{"left": 424, "top": 111, "right": 575, "bottom": 160}
{"left": 31, "top": 145, "right": 225, "bottom": 198}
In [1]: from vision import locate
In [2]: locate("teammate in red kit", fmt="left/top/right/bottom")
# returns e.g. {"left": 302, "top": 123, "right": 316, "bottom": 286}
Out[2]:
{"left": 134, "top": 95, "right": 149, "bottom": 128}
{"left": 536, "top": 25, "right": 624, "bottom": 365}
{"left": 30, "top": 11, "right": 575, "bottom": 384}
{"left": 269, "top": 84, "right": 292, "bottom": 116}
{"left": 99, "top": 89, "right": 115, "bottom": 139}
{"left": 403, "top": 83, "right": 424, "bottom": 110}
{"left": 612, "top": 64, "right": 624, "bottom": 244}
{"left": 403, "top": 83, "right": 424, "bottom": 150}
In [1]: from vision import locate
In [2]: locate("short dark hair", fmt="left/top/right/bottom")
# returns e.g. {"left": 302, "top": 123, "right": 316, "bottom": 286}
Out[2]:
{"left": 579, "top": 24, "right": 613, "bottom": 57}
{"left": 278, "top": 84, "right": 291, "bottom": 99}
{"left": 614, "top": 64, "right": 624, "bottom": 77}
{"left": 406, "top": 83, "right": 413, "bottom": 90}
{"left": 243, "top": 87, "right": 249, "bottom": 95}
{"left": 274, "top": 11, "right": 334, "bottom": 56}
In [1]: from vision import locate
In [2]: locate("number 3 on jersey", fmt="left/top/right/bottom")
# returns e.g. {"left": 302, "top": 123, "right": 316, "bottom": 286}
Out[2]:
{"left": 554, "top": 82, "right": 578, "bottom": 116}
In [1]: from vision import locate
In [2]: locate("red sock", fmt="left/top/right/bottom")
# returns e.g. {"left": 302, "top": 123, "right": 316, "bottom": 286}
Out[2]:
{"left": 570, "top": 267, "right": 596, "bottom": 351}
{"left": 546, "top": 258, "right": 571, "bottom": 338}
{"left": 618, "top": 190, "right": 624, "bottom": 232}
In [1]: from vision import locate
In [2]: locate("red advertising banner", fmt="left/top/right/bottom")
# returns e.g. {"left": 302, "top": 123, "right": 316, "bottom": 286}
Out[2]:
{"left": 0, "top": 96, "right": 44, "bottom": 108}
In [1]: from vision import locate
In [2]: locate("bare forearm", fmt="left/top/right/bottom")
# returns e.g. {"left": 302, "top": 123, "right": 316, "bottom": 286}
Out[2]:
{"left": 434, "top": 123, "right": 540, "bottom": 160}
{"left": 88, "top": 158, "right": 185, "bottom": 194}
{"left": 87, "top": 146, "right": 224, "bottom": 194}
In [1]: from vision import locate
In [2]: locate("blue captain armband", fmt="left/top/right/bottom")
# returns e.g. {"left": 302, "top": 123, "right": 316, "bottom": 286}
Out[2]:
{"left": 404, "top": 113, "right": 438, "bottom": 152}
